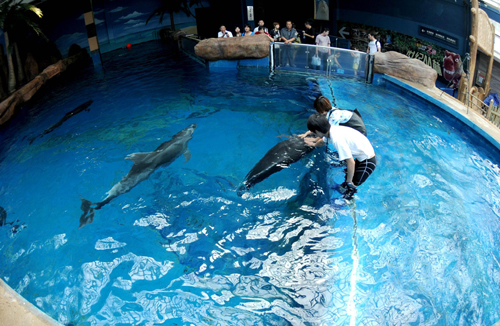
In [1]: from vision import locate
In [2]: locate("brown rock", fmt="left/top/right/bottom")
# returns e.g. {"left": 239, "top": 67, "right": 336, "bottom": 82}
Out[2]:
{"left": 0, "top": 92, "right": 22, "bottom": 125}
{"left": 373, "top": 51, "right": 438, "bottom": 88}
{"left": 194, "top": 34, "right": 271, "bottom": 61}
{"left": 0, "top": 51, "right": 89, "bottom": 126}
{"left": 20, "top": 75, "right": 46, "bottom": 103}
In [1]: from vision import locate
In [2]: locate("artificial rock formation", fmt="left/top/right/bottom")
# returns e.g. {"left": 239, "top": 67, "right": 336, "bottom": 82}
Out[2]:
{"left": 194, "top": 34, "right": 271, "bottom": 61}
{"left": 374, "top": 51, "right": 438, "bottom": 88}
{"left": 0, "top": 51, "right": 87, "bottom": 126}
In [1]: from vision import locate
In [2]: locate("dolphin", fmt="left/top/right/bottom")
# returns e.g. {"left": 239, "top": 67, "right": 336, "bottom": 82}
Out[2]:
{"left": 29, "top": 100, "right": 94, "bottom": 145}
{"left": 237, "top": 135, "right": 315, "bottom": 196}
{"left": 0, "top": 206, "right": 6, "bottom": 226}
{"left": 79, "top": 124, "right": 196, "bottom": 227}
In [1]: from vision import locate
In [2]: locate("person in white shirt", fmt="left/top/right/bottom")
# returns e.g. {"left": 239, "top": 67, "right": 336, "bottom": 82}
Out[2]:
{"left": 218, "top": 25, "right": 233, "bottom": 38}
{"left": 315, "top": 28, "right": 331, "bottom": 69}
{"left": 366, "top": 32, "right": 381, "bottom": 54}
{"left": 253, "top": 20, "right": 268, "bottom": 33}
{"left": 304, "top": 113, "right": 376, "bottom": 200}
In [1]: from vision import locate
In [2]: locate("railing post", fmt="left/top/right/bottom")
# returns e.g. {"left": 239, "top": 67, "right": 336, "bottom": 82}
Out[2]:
{"left": 365, "top": 54, "right": 375, "bottom": 84}
{"left": 487, "top": 99, "right": 494, "bottom": 120}
{"left": 270, "top": 43, "right": 275, "bottom": 72}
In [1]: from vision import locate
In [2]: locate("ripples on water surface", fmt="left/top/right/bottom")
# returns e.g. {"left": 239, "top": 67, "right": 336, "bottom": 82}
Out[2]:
{"left": 1, "top": 41, "right": 500, "bottom": 325}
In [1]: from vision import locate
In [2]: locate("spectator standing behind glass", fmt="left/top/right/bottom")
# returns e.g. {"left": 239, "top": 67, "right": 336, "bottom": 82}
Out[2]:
{"left": 270, "top": 22, "right": 281, "bottom": 67}
{"left": 351, "top": 47, "right": 361, "bottom": 75}
{"left": 255, "top": 26, "right": 274, "bottom": 41}
{"left": 269, "top": 22, "right": 281, "bottom": 42}
{"left": 302, "top": 21, "right": 315, "bottom": 45}
{"left": 366, "top": 32, "right": 381, "bottom": 54}
{"left": 234, "top": 27, "right": 242, "bottom": 37}
{"left": 315, "top": 28, "right": 331, "bottom": 70}
{"left": 330, "top": 51, "right": 342, "bottom": 72}
{"left": 218, "top": 25, "right": 233, "bottom": 38}
{"left": 242, "top": 24, "right": 254, "bottom": 36}
{"left": 253, "top": 20, "right": 268, "bottom": 33}
{"left": 280, "top": 21, "right": 297, "bottom": 67}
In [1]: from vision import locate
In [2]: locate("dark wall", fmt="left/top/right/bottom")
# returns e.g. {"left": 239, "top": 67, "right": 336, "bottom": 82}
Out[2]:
{"left": 336, "top": 0, "right": 470, "bottom": 54}
{"left": 252, "top": 0, "right": 316, "bottom": 30}
{"left": 196, "top": 1, "right": 245, "bottom": 39}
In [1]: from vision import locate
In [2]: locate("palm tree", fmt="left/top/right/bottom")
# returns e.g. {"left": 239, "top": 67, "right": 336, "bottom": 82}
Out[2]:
{"left": 146, "top": 0, "right": 203, "bottom": 30}
{"left": 0, "top": 0, "right": 43, "bottom": 93}
{"left": 181, "top": 0, "right": 204, "bottom": 19}
{"left": 146, "top": 0, "right": 184, "bottom": 31}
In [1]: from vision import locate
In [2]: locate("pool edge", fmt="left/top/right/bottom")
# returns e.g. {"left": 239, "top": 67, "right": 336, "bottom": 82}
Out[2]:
{"left": 378, "top": 74, "right": 500, "bottom": 151}
{"left": 0, "top": 278, "right": 61, "bottom": 326}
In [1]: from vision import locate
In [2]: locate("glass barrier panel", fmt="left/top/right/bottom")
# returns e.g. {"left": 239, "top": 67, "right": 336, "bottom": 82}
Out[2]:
{"left": 272, "top": 43, "right": 367, "bottom": 79}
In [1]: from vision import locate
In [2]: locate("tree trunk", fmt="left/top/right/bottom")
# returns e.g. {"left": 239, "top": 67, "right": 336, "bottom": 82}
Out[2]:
{"left": 170, "top": 11, "right": 175, "bottom": 30}
{"left": 4, "top": 31, "right": 17, "bottom": 94}
{"left": 14, "top": 43, "right": 25, "bottom": 85}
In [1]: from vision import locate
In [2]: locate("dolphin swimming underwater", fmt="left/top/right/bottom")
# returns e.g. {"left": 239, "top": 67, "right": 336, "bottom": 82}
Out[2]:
{"left": 237, "top": 135, "right": 315, "bottom": 196}
{"left": 79, "top": 124, "right": 196, "bottom": 228}
{"left": 30, "top": 100, "right": 94, "bottom": 145}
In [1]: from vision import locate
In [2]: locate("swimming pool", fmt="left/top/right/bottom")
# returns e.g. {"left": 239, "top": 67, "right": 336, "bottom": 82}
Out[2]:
{"left": 1, "top": 41, "right": 500, "bottom": 325}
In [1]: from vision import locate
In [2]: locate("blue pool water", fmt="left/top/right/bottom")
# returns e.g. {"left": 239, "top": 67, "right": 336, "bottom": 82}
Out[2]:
{"left": 1, "top": 41, "right": 500, "bottom": 325}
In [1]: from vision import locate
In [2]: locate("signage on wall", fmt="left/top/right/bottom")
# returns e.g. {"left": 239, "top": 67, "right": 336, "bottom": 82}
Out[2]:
{"left": 419, "top": 26, "right": 458, "bottom": 48}
{"left": 247, "top": 6, "right": 254, "bottom": 21}
{"left": 337, "top": 20, "right": 464, "bottom": 87}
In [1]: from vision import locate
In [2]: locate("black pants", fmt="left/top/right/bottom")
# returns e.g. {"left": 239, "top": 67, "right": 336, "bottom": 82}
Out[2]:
{"left": 281, "top": 44, "right": 294, "bottom": 66}
{"left": 352, "top": 156, "right": 377, "bottom": 186}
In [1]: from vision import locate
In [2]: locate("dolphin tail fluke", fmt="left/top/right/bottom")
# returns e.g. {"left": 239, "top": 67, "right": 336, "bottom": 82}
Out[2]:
{"left": 79, "top": 198, "right": 96, "bottom": 229}
{"left": 237, "top": 183, "right": 249, "bottom": 197}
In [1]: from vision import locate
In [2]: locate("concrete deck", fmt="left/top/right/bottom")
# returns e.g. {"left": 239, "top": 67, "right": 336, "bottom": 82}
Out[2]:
{"left": 380, "top": 74, "right": 500, "bottom": 151}
{"left": 0, "top": 278, "right": 60, "bottom": 325}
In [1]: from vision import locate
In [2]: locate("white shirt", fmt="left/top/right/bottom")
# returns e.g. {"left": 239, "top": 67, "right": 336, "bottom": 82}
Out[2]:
{"left": 316, "top": 34, "right": 331, "bottom": 53}
{"left": 253, "top": 26, "right": 268, "bottom": 33}
{"left": 368, "top": 39, "right": 380, "bottom": 54}
{"left": 218, "top": 31, "right": 233, "bottom": 38}
{"left": 327, "top": 125, "right": 375, "bottom": 161}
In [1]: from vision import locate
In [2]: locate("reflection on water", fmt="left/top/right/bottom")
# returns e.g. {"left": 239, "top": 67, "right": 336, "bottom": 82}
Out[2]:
{"left": 0, "top": 41, "right": 500, "bottom": 325}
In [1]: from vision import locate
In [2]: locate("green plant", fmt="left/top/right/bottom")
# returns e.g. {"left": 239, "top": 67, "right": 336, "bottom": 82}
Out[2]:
{"left": 0, "top": 0, "right": 43, "bottom": 93}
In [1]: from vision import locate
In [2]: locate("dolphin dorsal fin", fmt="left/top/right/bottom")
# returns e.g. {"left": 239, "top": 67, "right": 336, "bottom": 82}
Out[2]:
{"left": 183, "top": 149, "right": 191, "bottom": 163}
{"left": 125, "top": 152, "right": 150, "bottom": 163}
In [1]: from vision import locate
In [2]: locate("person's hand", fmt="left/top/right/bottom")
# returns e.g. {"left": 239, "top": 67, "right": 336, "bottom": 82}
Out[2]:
{"left": 298, "top": 133, "right": 307, "bottom": 138}
{"left": 304, "top": 137, "right": 317, "bottom": 147}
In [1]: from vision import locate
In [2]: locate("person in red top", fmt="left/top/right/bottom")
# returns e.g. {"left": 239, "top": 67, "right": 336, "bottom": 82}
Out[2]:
{"left": 255, "top": 26, "right": 274, "bottom": 41}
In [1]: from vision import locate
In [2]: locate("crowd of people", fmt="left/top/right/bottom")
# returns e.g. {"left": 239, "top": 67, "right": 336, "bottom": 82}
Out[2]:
{"left": 217, "top": 20, "right": 382, "bottom": 71}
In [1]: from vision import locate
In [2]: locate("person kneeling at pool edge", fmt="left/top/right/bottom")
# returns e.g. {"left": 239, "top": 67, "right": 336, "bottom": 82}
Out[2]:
{"left": 304, "top": 113, "right": 377, "bottom": 200}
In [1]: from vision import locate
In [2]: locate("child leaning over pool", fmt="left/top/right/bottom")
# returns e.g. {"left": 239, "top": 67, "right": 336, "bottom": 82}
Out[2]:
{"left": 299, "top": 95, "right": 367, "bottom": 138}
{"left": 304, "top": 113, "right": 377, "bottom": 200}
